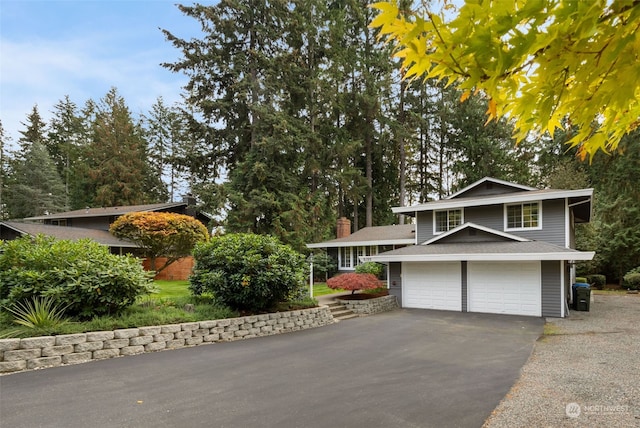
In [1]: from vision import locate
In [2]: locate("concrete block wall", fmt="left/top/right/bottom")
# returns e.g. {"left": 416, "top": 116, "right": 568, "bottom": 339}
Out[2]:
{"left": 337, "top": 295, "right": 398, "bottom": 316}
{"left": 0, "top": 306, "right": 334, "bottom": 374}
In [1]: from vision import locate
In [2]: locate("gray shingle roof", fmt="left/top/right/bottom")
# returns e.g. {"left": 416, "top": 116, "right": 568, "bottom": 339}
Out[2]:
{"left": 25, "top": 202, "right": 188, "bottom": 220}
{"left": 365, "top": 241, "right": 594, "bottom": 262}
{"left": 307, "top": 224, "right": 415, "bottom": 248}
{"left": 0, "top": 221, "right": 138, "bottom": 248}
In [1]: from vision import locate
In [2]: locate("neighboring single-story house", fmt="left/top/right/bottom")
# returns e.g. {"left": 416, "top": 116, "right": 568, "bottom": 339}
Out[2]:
{"left": 0, "top": 198, "right": 212, "bottom": 280}
{"left": 23, "top": 200, "right": 211, "bottom": 230}
{"left": 307, "top": 177, "right": 595, "bottom": 318}
{"left": 0, "top": 221, "right": 137, "bottom": 254}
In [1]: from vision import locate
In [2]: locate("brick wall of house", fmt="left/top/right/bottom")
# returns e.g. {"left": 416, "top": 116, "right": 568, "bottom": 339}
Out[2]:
{"left": 142, "top": 257, "right": 195, "bottom": 281}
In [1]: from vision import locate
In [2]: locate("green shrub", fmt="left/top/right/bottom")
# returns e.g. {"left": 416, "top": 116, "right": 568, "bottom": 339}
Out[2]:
{"left": 309, "top": 251, "right": 337, "bottom": 282}
{"left": 277, "top": 296, "right": 318, "bottom": 311}
{"left": 623, "top": 273, "right": 640, "bottom": 290}
{"left": 575, "top": 277, "right": 588, "bottom": 284}
{"left": 355, "top": 261, "right": 384, "bottom": 277}
{"left": 190, "top": 233, "right": 307, "bottom": 311}
{"left": 0, "top": 235, "right": 155, "bottom": 318}
{"left": 585, "top": 274, "right": 606, "bottom": 289}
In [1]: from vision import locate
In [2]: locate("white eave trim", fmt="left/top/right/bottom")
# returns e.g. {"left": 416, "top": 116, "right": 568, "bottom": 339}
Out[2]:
{"left": 306, "top": 238, "right": 415, "bottom": 249}
{"left": 363, "top": 251, "right": 596, "bottom": 263}
{"left": 423, "top": 222, "right": 529, "bottom": 245}
{"left": 392, "top": 188, "right": 594, "bottom": 214}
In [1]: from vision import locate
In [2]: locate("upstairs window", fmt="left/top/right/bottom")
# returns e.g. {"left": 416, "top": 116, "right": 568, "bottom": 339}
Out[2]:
{"left": 434, "top": 209, "right": 463, "bottom": 234}
{"left": 506, "top": 202, "right": 541, "bottom": 230}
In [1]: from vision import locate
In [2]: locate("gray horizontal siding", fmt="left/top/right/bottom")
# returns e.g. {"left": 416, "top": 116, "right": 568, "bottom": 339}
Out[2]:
{"left": 464, "top": 205, "right": 503, "bottom": 230}
{"left": 415, "top": 198, "right": 567, "bottom": 246}
{"left": 515, "top": 199, "right": 566, "bottom": 246}
{"left": 416, "top": 211, "right": 433, "bottom": 243}
{"left": 542, "top": 260, "right": 562, "bottom": 317}
{"left": 388, "top": 262, "right": 402, "bottom": 306}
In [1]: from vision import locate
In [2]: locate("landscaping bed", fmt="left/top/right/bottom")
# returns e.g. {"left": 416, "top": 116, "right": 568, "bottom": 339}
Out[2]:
{"left": 336, "top": 289, "right": 389, "bottom": 300}
{"left": 0, "top": 281, "right": 317, "bottom": 339}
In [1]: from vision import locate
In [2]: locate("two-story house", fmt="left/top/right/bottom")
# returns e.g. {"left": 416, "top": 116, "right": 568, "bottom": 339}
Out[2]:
{"left": 308, "top": 177, "right": 595, "bottom": 318}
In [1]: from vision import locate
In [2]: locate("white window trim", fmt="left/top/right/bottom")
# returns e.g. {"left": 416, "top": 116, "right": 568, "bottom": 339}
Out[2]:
{"left": 504, "top": 201, "right": 543, "bottom": 231}
{"left": 339, "top": 246, "right": 379, "bottom": 270}
{"left": 338, "top": 247, "right": 353, "bottom": 270}
{"left": 432, "top": 208, "right": 464, "bottom": 235}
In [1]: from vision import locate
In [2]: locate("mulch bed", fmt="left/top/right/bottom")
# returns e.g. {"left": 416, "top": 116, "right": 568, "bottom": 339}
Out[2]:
{"left": 337, "top": 290, "right": 389, "bottom": 300}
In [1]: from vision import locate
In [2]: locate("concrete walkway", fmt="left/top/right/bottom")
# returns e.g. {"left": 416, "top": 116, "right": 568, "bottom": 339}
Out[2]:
{"left": 314, "top": 291, "right": 353, "bottom": 306}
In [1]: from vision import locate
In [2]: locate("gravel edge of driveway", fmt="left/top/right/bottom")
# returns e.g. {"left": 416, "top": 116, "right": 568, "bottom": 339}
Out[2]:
{"left": 483, "top": 293, "right": 640, "bottom": 428}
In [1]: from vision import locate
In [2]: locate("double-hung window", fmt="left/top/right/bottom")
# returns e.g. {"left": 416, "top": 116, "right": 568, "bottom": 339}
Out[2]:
{"left": 505, "top": 202, "right": 541, "bottom": 230}
{"left": 434, "top": 209, "right": 463, "bottom": 234}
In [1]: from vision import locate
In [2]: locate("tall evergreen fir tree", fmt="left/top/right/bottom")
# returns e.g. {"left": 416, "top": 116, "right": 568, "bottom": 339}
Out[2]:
{"left": 323, "top": 0, "right": 397, "bottom": 230}
{"left": 82, "top": 88, "right": 165, "bottom": 207}
{"left": 447, "top": 90, "right": 536, "bottom": 191}
{"left": 143, "top": 97, "right": 189, "bottom": 202}
{"left": 0, "top": 120, "right": 9, "bottom": 219}
{"left": 163, "top": 1, "right": 331, "bottom": 249}
{"left": 47, "top": 95, "right": 85, "bottom": 210}
{"left": 5, "top": 107, "right": 66, "bottom": 218}
{"left": 586, "top": 132, "right": 640, "bottom": 282}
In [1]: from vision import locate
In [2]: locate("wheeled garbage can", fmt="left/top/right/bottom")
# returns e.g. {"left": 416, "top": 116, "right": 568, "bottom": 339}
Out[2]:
{"left": 572, "top": 283, "right": 591, "bottom": 311}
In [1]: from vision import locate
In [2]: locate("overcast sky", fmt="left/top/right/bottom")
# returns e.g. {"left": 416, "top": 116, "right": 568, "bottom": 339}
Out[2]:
{"left": 0, "top": 0, "right": 202, "bottom": 145}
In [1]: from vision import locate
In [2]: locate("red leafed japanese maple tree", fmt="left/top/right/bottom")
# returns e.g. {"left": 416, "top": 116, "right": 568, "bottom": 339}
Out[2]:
{"left": 327, "top": 273, "right": 380, "bottom": 295}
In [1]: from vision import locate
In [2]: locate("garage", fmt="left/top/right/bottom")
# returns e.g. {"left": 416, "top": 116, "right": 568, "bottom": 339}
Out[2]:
{"left": 468, "top": 261, "right": 541, "bottom": 316}
{"left": 403, "top": 262, "right": 461, "bottom": 311}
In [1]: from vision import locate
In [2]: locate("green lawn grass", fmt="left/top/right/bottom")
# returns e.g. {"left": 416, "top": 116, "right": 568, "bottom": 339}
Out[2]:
{"left": 308, "top": 283, "right": 344, "bottom": 297}
{"left": 152, "top": 280, "right": 191, "bottom": 299}
{"left": 154, "top": 280, "right": 346, "bottom": 298}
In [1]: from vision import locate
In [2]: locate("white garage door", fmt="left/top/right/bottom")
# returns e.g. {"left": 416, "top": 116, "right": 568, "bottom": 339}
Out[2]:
{"left": 403, "top": 262, "right": 461, "bottom": 311}
{"left": 468, "top": 262, "right": 541, "bottom": 316}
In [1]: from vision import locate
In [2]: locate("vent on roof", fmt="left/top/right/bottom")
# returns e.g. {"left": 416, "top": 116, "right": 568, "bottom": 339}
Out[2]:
{"left": 486, "top": 182, "right": 493, "bottom": 189}
{"left": 469, "top": 229, "right": 477, "bottom": 236}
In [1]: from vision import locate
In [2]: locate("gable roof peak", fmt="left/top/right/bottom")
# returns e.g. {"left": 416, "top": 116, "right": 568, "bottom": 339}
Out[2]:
{"left": 446, "top": 177, "right": 537, "bottom": 200}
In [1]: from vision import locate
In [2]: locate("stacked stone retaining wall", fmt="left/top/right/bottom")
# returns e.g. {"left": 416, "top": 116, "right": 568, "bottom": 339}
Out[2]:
{"left": 337, "top": 295, "right": 398, "bottom": 316}
{"left": 0, "top": 306, "right": 334, "bottom": 374}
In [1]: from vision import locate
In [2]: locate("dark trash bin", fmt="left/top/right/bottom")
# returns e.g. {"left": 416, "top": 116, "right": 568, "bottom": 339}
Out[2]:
{"left": 572, "top": 283, "right": 591, "bottom": 311}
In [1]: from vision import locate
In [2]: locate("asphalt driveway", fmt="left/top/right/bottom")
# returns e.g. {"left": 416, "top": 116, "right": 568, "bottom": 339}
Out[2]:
{"left": 0, "top": 309, "right": 543, "bottom": 428}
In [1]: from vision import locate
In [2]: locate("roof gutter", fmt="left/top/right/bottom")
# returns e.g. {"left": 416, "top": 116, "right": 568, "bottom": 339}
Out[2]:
{"left": 392, "top": 188, "right": 594, "bottom": 214}
{"left": 363, "top": 251, "right": 595, "bottom": 263}
{"left": 306, "top": 238, "right": 415, "bottom": 249}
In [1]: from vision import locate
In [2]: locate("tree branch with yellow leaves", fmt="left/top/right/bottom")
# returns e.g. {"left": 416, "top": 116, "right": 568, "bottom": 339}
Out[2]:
{"left": 370, "top": 0, "right": 640, "bottom": 159}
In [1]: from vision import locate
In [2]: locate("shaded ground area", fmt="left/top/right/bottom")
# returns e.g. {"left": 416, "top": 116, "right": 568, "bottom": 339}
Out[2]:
{"left": 484, "top": 293, "right": 640, "bottom": 427}
{"left": 0, "top": 309, "right": 542, "bottom": 428}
